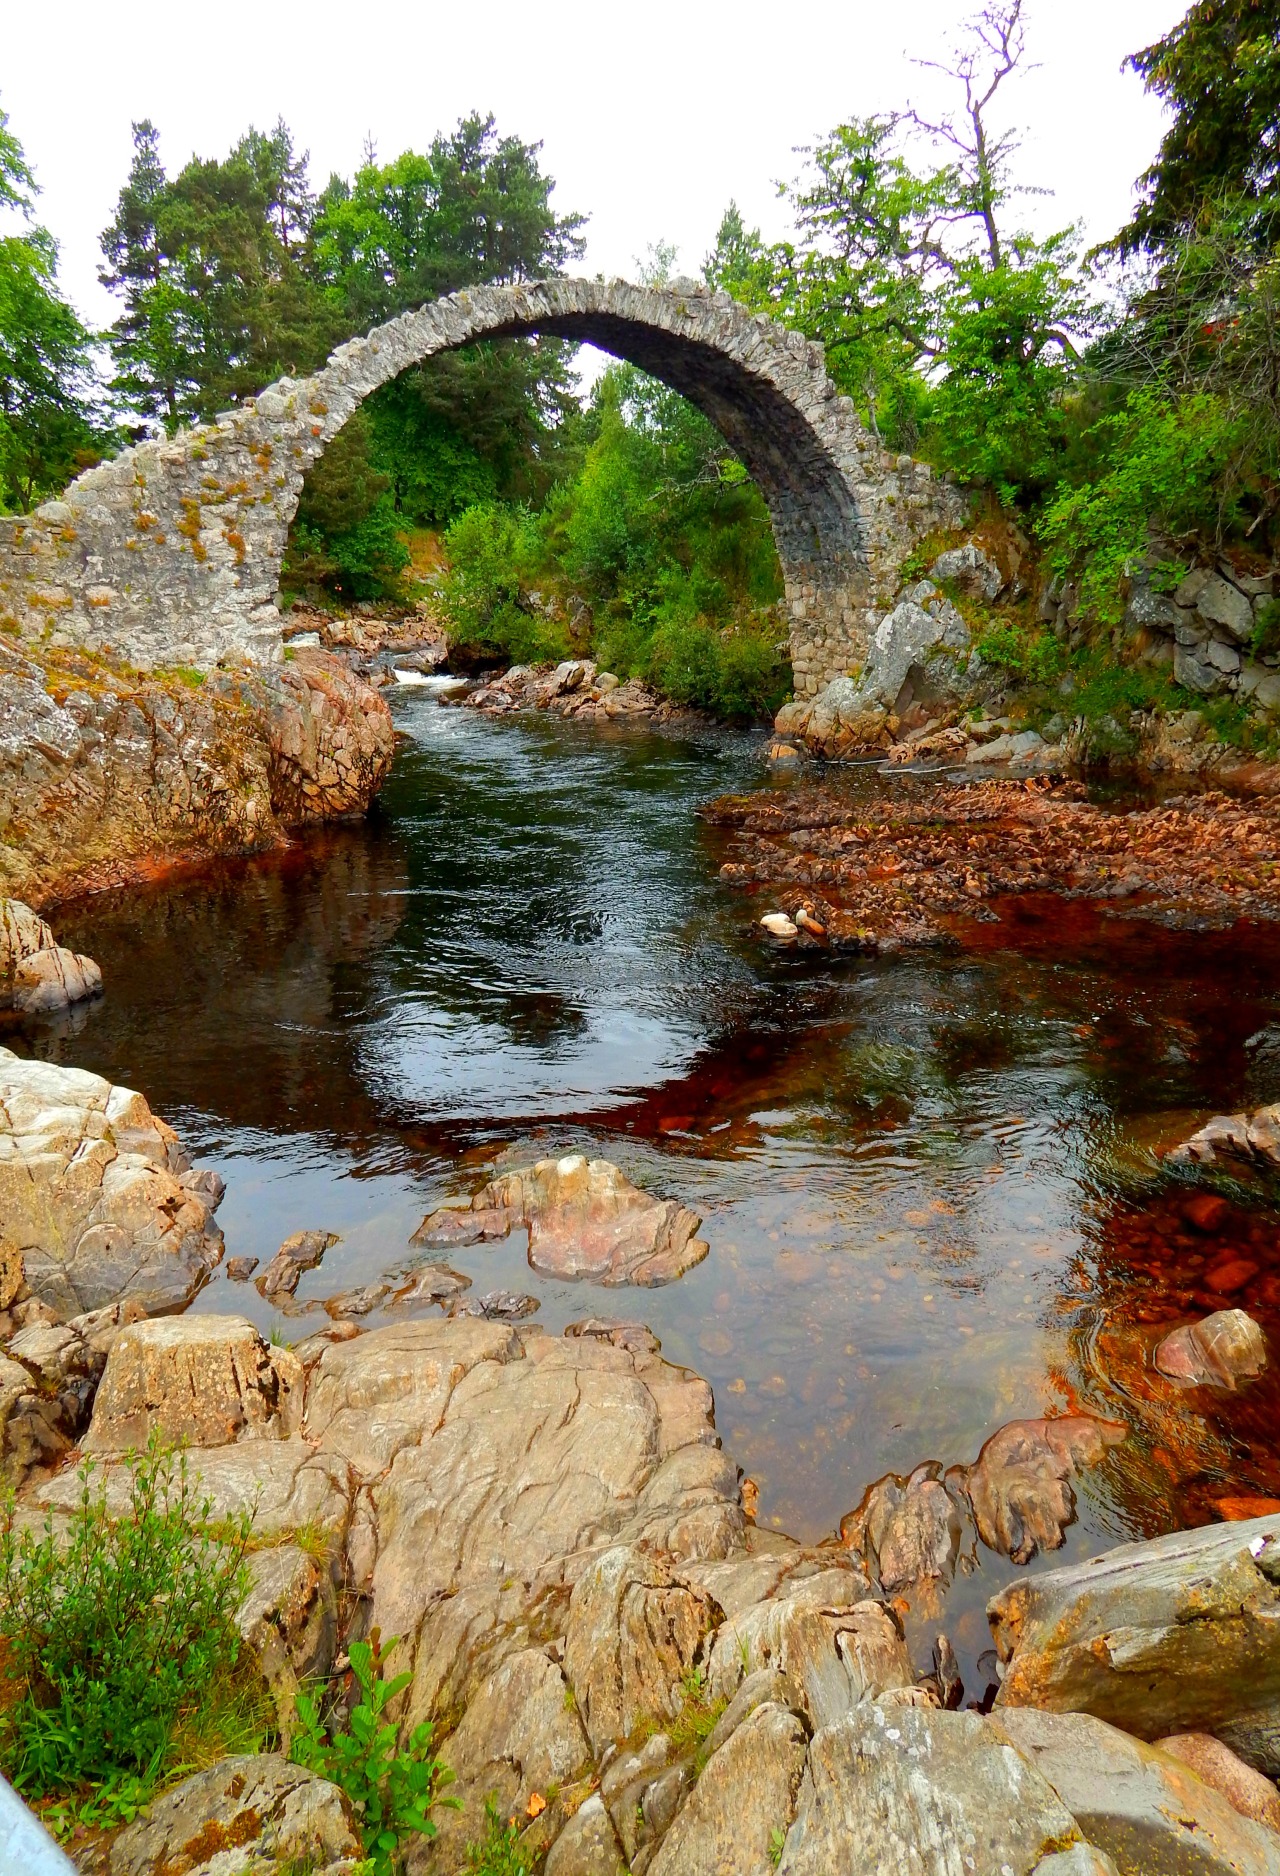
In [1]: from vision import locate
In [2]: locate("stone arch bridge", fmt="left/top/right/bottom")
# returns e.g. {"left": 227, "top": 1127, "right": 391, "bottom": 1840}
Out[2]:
{"left": 0, "top": 279, "right": 967, "bottom": 699}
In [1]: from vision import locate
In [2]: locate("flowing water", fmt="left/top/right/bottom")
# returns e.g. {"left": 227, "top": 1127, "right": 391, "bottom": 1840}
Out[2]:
{"left": 17, "top": 688, "right": 1280, "bottom": 1692}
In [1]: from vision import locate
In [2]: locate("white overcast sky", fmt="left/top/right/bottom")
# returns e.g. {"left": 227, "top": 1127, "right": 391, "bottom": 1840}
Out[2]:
{"left": 8, "top": 0, "right": 1187, "bottom": 338}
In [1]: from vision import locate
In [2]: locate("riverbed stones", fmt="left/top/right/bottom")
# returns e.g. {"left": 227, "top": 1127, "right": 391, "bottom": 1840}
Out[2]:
{"left": 1154, "top": 1308, "right": 1268, "bottom": 1387}
{"left": 989, "top": 1707, "right": 1280, "bottom": 1876}
{"left": 83, "top": 1314, "right": 303, "bottom": 1451}
{"left": 106, "top": 1753, "right": 360, "bottom": 1876}
{"left": 413, "top": 1153, "right": 710, "bottom": 1286}
{"left": 0, "top": 1047, "right": 225, "bottom": 1316}
{"left": 776, "top": 1704, "right": 1087, "bottom": 1875}
{"left": 989, "top": 1512, "right": 1280, "bottom": 1774}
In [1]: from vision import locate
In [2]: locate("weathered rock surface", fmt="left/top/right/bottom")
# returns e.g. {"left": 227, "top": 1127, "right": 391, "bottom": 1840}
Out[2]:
{"left": 0, "top": 1047, "right": 224, "bottom": 1316}
{"left": 25, "top": 1301, "right": 1280, "bottom": 1873}
{"left": 776, "top": 1704, "right": 1087, "bottom": 1875}
{"left": 564, "top": 1543, "right": 715, "bottom": 1755}
{"left": 649, "top": 1702, "right": 808, "bottom": 1876}
{"left": 413, "top": 1153, "right": 709, "bottom": 1286}
{"left": 106, "top": 1753, "right": 360, "bottom": 1875}
{"left": 0, "top": 641, "right": 393, "bottom": 907}
{"left": 990, "top": 1707, "right": 1280, "bottom": 1876}
{"left": 236, "top": 1543, "right": 339, "bottom": 1717}
{"left": 0, "top": 898, "right": 101, "bottom": 1014}
{"left": 990, "top": 1513, "right": 1280, "bottom": 1774}
{"left": 839, "top": 1462, "right": 965, "bottom": 1606}
{"left": 1154, "top": 1308, "right": 1268, "bottom": 1388}
{"left": 83, "top": 1314, "right": 302, "bottom": 1452}
{"left": 1153, "top": 1732, "right": 1280, "bottom": 1832}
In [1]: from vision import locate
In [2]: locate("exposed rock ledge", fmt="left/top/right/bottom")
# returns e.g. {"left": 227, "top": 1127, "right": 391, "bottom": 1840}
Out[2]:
{"left": 31, "top": 1305, "right": 1280, "bottom": 1876}
{"left": 0, "top": 639, "right": 394, "bottom": 907}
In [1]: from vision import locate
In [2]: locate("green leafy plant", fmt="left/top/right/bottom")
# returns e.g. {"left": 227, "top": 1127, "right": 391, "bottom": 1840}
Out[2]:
{"left": 770, "top": 1823, "right": 788, "bottom": 1866}
{"left": 465, "top": 1796, "right": 533, "bottom": 1874}
{"left": 291, "top": 1628, "right": 456, "bottom": 1875}
{"left": 0, "top": 1434, "right": 257, "bottom": 1816}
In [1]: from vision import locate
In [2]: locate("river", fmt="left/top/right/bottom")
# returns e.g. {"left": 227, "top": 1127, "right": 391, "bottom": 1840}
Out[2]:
{"left": 23, "top": 685, "right": 1280, "bottom": 1693}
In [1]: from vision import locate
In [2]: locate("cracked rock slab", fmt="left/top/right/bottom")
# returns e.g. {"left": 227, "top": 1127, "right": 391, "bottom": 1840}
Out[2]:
{"left": 107, "top": 1752, "right": 360, "bottom": 1876}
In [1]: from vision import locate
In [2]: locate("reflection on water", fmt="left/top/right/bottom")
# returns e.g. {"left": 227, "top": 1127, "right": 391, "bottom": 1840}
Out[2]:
{"left": 18, "top": 693, "right": 1280, "bottom": 1685}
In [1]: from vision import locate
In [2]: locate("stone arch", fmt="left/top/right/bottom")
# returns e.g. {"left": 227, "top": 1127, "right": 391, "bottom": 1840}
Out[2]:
{"left": 0, "top": 279, "right": 967, "bottom": 697}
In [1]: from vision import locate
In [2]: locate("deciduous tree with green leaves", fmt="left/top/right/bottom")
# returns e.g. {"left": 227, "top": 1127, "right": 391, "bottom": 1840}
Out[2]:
{"left": 0, "top": 99, "right": 104, "bottom": 511}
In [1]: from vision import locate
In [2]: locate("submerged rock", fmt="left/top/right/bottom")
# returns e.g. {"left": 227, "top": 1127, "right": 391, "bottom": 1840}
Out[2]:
{"left": 963, "top": 1414, "right": 1128, "bottom": 1566}
{"left": 413, "top": 1152, "right": 709, "bottom": 1286}
{"left": 256, "top": 1228, "right": 339, "bottom": 1298}
{"left": 839, "top": 1462, "right": 965, "bottom": 1606}
{"left": 1154, "top": 1308, "right": 1268, "bottom": 1388}
{"left": 1170, "top": 1102, "right": 1280, "bottom": 1171}
{"left": 0, "top": 1046, "right": 224, "bottom": 1316}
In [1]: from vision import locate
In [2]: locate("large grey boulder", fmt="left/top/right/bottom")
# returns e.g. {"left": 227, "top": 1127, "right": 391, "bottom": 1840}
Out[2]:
{"left": 107, "top": 1753, "right": 360, "bottom": 1875}
{"left": 928, "top": 542, "right": 1006, "bottom": 601}
{"left": 989, "top": 1513, "right": 1280, "bottom": 1774}
{"left": 858, "top": 583, "right": 970, "bottom": 710}
{"left": 0, "top": 1048, "right": 224, "bottom": 1316}
{"left": 990, "top": 1707, "right": 1280, "bottom": 1876}
{"left": 775, "top": 1703, "right": 1090, "bottom": 1874}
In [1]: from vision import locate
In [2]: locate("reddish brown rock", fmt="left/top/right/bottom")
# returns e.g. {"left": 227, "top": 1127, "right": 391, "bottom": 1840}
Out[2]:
{"left": 1153, "top": 1732, "right": 1280, "bottom": 1832}
{"left": 964, "top": 1415, "right": 1128, "bottom": 1565}
{"left": 413, "top": 1153, "right": 709, "bottom": 1286}
{"left": 256, "top": 1229, "right": 339, "bottom": 1299}
{"left": 1154, "top": 1309, "right": 1267, "bottom": 1389}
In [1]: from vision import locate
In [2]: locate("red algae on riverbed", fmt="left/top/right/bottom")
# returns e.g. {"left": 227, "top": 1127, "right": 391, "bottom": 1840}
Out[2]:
{"left": 703, "top": 778, "right": 1280, "bottom": 949}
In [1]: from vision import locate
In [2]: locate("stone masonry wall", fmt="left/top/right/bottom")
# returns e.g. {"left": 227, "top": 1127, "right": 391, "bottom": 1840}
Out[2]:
{"left": 0, "top": 279, "right": 967, "bottom": 695}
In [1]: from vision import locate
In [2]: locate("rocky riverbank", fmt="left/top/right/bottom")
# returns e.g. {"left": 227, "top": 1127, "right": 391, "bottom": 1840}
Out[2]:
{"left": 0, "top": 639, "right": 394, "bottom": 908}
{"left": 705, "top": 777, "right": 1280, "bottom": 951}
{"left": 1, "top": 1047, "right": 1279, "bottom": 1872}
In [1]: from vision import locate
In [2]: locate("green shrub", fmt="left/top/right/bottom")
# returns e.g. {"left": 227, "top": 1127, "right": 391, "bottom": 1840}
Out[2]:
{"left": 292, "top": 1628, "right": 456, "bottom": 1875}
{"left": 0, "top": 1434, "right": 255, "bottom": 1813}
{"left": 437, "top": 503, "right": 569, "bottom": 665}
{"left": 971, "top": 620, "right": 1066, "bottom": 686}
{"left": 465, "top": 1798, "right": 532, "bottom": 1875}
{"left": 1039, "top": 389, "right": 1246, "bottom": 623}
{"left": 645, "top": 609, "right": 791, "bottom": 721}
